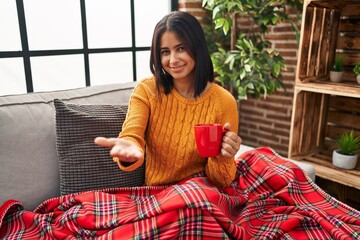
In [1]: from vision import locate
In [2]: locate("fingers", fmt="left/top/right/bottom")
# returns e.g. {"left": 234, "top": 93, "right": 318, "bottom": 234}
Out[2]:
{"left": 220, "top": 132, "right": 242, "bottom": 158}
{"left": 95, "top": 137, "right": 143, "bottom": 163}
{"left": 110, "top": 143, "right": 143, "bottom": 161}
{"left": 94, "top": 137, "right": 119, "bottom": 148}
{"left": 223, "top": 122, "right": 231, "bottom": 131}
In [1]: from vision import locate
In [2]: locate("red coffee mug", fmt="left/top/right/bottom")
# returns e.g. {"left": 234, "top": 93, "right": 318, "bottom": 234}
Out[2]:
{"left": 194, "top": 123, "right": 229, "bottom": 157}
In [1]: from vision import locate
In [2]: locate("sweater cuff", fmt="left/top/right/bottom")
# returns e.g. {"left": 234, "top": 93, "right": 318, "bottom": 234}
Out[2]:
{"left": 206, "top": 156, "right": 236, "bottom": 187}
{"left": 113, "top": 156, "right": 144, "bottom": 172}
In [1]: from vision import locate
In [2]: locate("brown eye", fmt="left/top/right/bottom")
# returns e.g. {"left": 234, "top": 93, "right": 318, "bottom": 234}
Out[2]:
{"left": 161, "top": 49, "right": 169, "bottom": 55}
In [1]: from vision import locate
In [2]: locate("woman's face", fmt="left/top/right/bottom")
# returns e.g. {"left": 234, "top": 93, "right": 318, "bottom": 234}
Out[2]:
{"left": 160, "top": 31, "right": 195, "bottom": 84}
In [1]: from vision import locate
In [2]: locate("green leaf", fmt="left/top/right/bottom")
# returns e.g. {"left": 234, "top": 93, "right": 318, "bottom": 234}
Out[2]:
{"left": 244, "top": 64, "right": 251, "bottom": 72}
{"left": 243, "top": 38, "right": 253, "bottom": 49}
{"left": 212, "top": 5, "right": 221, "bottom": 19}
{"left": 224, "top": 54, "right": 235, "bottom": 70}
{"left": 274, "top": 63, "right": 281, "bottom": 76}
{"left": 224, "top": 54, "right": 234, "bottom": 64}
{"left": 271, "top": 16, "right": 278, "bottom": 24}
{"left": 240, "top": 69, "right": 246, "bottom": 80}
{"left": 263, "top": 18, "right": 270, "bottom": 25}
{"left": 336, "top": 130, "right": 360, "bottom": 155}
{"left": 246, "top": 82, "right": 254, "bottom": 89}
{"left": 223, "top": 19, "right": 230, "bottom": 35}
{"left": 261, "top": 84, "right": 268, "bottom": 98}
{"left": 227, "top": 2, "right": 235, "bottom": 11}
{"left": 202, "top": 0, "right": 208, "bottom": 7}
{"left": 215, "top": 18, "right": 225, "bottom": 29}
{"left": 229, "top": 57, "right": 235, "bottom": 70}
{"left": 237, "top": 87, "right": 247, "bottom": 100}
{"left": 235, "top": 2, "right": 244, "bottom": 11}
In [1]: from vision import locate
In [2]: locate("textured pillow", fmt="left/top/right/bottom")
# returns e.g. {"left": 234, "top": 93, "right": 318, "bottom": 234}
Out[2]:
{"left": 54, "top": 99, "right": 145, "bottom": 195}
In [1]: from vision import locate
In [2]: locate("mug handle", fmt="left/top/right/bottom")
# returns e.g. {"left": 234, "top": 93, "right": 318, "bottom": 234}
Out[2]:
{"left": 222, "top": 128, "right": 230, "bottom": 135}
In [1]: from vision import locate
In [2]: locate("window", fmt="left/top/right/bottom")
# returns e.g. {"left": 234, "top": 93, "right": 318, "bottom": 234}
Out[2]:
{"left": 0, "top": 0, "right": 177, "bottom": 96}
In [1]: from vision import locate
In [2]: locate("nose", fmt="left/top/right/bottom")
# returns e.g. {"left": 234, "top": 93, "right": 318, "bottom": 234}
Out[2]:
{"left": 169, "top": 52, "right": 179, "bottom": 64}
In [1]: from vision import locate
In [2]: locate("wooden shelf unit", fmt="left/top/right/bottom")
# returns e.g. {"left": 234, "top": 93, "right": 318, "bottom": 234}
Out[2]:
{"left": 289, "top": 0, "right": 360, "bottom": 202}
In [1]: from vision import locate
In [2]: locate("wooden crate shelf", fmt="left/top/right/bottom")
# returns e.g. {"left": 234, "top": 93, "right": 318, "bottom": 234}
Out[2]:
{"left": 297, "top": 0, "right": 360, "bottom": 86}
{"left": 315, "top": 177, "right": 360, "bottom": 210}
{"left": 292, "top": 153, "right": 360, "bottom": 190}
{"left": 290, "top": 91, "right": 360, "bottom": 185}
{"left": 289, "top": 0, "right": 360, "bottom": 206}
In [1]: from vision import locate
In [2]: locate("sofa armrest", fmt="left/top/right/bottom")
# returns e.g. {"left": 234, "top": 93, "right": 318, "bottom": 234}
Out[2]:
{"left": 236, "top": 144, "right": 316, "bottom": 181}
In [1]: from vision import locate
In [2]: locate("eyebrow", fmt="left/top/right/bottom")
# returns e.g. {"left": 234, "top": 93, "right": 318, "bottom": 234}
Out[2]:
{"left": 160, "top": 43, "right": 184, "bottom": 50}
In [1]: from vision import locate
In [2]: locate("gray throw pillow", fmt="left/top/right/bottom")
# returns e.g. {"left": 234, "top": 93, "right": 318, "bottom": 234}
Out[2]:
{"left": 54, "top": 99, "right": 145, "bottom": 195}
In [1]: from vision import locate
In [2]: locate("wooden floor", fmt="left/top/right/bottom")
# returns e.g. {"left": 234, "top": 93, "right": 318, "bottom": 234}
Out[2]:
{"left": 315, "top": 177, "right": 360, "bottom": 211}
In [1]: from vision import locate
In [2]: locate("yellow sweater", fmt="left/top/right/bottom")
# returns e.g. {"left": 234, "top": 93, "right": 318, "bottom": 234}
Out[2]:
{"left": 117, "top": 77, "right": 238, "bottom": 188}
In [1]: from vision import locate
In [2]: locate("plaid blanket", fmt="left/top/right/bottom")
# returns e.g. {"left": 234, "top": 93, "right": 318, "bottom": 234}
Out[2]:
{"left": 1, "top": 147, "right": 360, "bottom": 239}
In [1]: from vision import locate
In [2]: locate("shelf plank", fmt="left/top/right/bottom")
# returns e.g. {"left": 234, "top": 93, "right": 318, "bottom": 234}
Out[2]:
{"left": 307, "top": 0, "right": 360, "bottom": 10}
{"left": 296, "top": 81, "right": 360, "bottom": 97}
{"left": 299, "top": 156, "right": 360, "bottom": 190}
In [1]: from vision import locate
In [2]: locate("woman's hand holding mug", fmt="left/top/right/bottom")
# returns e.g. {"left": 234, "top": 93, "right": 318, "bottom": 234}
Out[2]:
{"left": 194, "top": 122, "right": 241, "bottom": 158}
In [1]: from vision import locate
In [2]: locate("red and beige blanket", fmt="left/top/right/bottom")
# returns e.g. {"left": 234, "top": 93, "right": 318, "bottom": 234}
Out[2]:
{"left": 1, "top": 147, "right": 359, "bottom": 239}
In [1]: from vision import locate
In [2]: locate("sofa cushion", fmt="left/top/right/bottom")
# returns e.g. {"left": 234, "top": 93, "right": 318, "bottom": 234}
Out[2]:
{"left": 0, "top": 82, "right": 137, "bottom": 210}
{"left": 54, "top": 99, "right": 145, "bottom": 195}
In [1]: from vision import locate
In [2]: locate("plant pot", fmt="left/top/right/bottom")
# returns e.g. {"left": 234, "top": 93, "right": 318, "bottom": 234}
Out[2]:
{"left": 329, "top": 71, "right": 343, "bottom": 83}
{"left": 357, "top": 74, "right": 360, "bottom": 84}
{"left": 332, "top": 150, "right": 358, "bottom": 169}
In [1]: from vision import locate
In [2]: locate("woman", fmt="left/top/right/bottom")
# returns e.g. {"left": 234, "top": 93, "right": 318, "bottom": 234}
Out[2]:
{"left": 95, "top": 11, "right": 242, "bottom": 188}
{"left": 1, "top": 11, "right": 359, "bottom": 240}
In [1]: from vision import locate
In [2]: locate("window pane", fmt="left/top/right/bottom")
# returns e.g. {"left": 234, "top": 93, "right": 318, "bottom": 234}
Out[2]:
{"left": 134, "top": 0, "right": 170, "bottom": 47}
{"left": 24, "top": 0, "right": 82, "bottom": 50}
{"left": 0, "top": 0, "right": 22, "bottom": 51}
{"left": 0, "top": 58, "right": 26, "bottom": 96}
{"left": 31, "top": 55, "right": 85, "bottom": 92}
{"left": 86, "top": 0, "right": 131, "bottom": 48}
{"left": 89, "top": 52, "right": 133, "bottom": 86}
{"left": 136, "top": 51, "right": 152, "bottom": 81}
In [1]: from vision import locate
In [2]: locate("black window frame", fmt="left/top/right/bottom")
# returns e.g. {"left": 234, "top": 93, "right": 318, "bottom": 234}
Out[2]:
{"left": 0, "top": 0, "right": 178, "bottom": 93}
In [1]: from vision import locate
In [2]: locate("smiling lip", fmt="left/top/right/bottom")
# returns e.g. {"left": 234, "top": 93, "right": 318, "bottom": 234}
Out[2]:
{"left": 170, "top": 65, "right": 184, "bottom": 73}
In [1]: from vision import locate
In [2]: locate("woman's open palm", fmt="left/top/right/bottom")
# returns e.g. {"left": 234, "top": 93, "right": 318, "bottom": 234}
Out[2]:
{"left": 94, "top": 137, "right": 143, "bottom": 163}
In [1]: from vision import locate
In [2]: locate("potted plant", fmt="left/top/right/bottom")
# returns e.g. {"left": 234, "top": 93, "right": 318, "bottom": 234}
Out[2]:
{"left": 353, "top": 62, "right": 360, "bottom": 84}
{"left": 330, "top": 55, "right": 344, "bottom": 83}
{"left": 202, "top": 0, "right": 303, "bottom": 100}
{"left": 332, "top": 130, "right": 360, "bottom": 169}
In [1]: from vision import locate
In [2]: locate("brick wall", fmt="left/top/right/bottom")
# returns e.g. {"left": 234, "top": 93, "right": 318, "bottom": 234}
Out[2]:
{"left": 178, "top": 0, "right": 301, "bottom": 156}
{"left": 178, "top": 0, "right": 205, "bottom": 21}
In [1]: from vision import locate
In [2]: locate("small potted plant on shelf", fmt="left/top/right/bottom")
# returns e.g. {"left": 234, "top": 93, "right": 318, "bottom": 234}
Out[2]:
{"left": 332, "top": 130, "right": 360, "bottom": 169}
{"left": 353, "top": 62, "right": 360, "bottom": 84}
{"left": 330, "top": 55, "right": 344, "bottom": 83}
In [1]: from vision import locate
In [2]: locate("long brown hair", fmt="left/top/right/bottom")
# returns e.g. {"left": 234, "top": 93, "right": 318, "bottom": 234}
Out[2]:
{"left": 149, "top": 11, "right": 214, "bottom": 97}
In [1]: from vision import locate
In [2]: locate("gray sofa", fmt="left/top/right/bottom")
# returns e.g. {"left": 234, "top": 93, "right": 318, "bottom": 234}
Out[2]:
{"left": 0, "top": 82, "right": 137, "bottom": 210}
{"left": 0, "top": 82, "right": 315, "bottom": 210}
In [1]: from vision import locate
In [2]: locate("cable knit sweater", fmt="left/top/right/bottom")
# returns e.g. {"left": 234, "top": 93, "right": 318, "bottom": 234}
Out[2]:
{"left": 116, "top": 76, "right": 238, "bottom": 188}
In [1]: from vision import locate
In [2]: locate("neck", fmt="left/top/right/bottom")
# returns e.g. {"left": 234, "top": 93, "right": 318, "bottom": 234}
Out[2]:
{"left": 173, "top": 81, "right": 212, "bottom": 99}
{"left": 173, "top": 82, "right": 195, "bottom": 99}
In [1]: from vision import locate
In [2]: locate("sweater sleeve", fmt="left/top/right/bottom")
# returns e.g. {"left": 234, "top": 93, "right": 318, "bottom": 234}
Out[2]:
{"left": 114, "top": 80, "right": 152, "bottom": 171}
{"left": 205, "top": 87, "right": 238, "bottom": 188}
